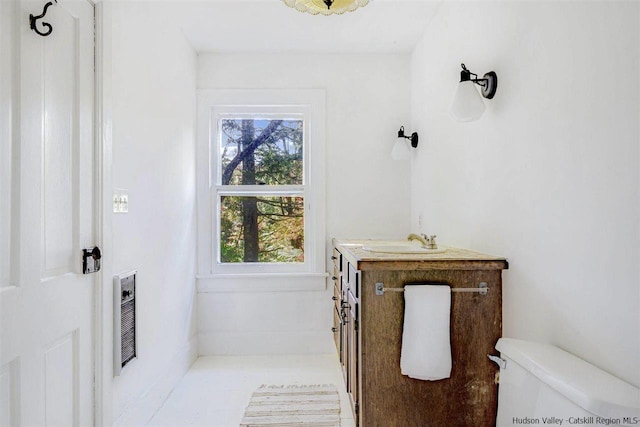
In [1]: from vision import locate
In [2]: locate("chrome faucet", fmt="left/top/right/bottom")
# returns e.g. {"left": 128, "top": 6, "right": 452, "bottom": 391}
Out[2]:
{"left": 407, "top": 233, "right": 438, "bottom": 249}
{"left": 407, "top": 233, "right": 427, "bottom": 247}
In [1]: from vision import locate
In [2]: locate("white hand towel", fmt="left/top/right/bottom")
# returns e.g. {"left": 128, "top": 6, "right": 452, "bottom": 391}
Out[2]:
{"left": 400, "top": 285, "right": 452, "bottom": 381}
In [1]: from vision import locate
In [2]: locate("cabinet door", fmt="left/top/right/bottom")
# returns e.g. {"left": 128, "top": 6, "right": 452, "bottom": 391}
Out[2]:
{"left": 341, "top": 298, "right": 350, "bottom": 385}
{"left": 332, "top": 271, "right": 341, "bottom": 356}
{"left": 332, "top": 247, "right": 342, "bottom": 271}
{"left": 332, "top": 306, "right": 341, "bottom": 356}
{"left": 347, "top": 264, "right": 357, "bottom": 296}
{"left": 347, "top": 290, "right": 359, "bottom": 419}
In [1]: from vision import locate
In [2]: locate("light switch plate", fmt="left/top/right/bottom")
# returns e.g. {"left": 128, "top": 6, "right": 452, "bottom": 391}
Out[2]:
{"left": 120, "top": 194, "right": 129, "bottom": 213}
{"left": 113, "top": 189, "right": 129, "bottom": 213}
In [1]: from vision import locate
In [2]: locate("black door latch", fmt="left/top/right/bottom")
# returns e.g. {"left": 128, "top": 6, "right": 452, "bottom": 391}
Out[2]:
{"left": 82, "top": 246, "right": 101, "bottom": 274}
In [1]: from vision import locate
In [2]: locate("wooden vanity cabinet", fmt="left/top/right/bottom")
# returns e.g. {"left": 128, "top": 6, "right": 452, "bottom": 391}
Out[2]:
{"left": 331, "top": 247, "right": 360, "bottom": 423}
{"left": 332, "top": 239, "right": 509, "bottom": 427}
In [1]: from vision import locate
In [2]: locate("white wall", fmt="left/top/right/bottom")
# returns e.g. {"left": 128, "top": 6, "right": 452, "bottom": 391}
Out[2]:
{"left": 199, "top": 53, "right": 412, "bottom": 241}
{"left": 197, "top": 53, "right": 412, "bottom": 354}
{"left": 411, "top": 1, "right": 639, "bottom": 386}
{"left": 110, "top": 2, "right": 198, "bottom": 424}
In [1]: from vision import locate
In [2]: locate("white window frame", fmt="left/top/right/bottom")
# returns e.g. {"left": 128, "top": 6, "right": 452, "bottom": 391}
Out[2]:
{"left": 197, "top": 89, "right": 326, "bottom": 276}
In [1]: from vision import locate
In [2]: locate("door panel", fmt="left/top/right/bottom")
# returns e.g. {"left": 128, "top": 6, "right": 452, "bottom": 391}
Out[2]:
{"left": 0, "top": 1, "right": 96, "bottom": 426}
{"left": 0, "top": 360, "right": 19, "bottom": 427}
{"left": 0, "top": 0, "right": 16, "bottom": 290}
{"left": 43, "top": 3, "right": 78, "bottom": 276}
{"left": 44, "top": 332, "right": 78, "bottom": 426}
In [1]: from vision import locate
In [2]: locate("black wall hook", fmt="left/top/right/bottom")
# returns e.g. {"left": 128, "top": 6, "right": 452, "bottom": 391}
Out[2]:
{"left": 30, "top": 0, "right": 57, "bottom": 37}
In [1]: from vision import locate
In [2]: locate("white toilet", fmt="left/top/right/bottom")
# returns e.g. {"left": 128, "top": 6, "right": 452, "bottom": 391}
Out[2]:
{"left": 495, "top": 338, "right": 640, "bottom": 427}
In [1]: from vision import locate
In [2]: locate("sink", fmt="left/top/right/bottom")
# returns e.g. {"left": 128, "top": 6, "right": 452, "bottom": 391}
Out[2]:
{"left": 362, "top": 245, "right": 447, "bottom": 254}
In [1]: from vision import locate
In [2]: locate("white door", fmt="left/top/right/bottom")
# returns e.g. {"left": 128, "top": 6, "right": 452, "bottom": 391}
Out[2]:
{"left": 0, "top": 0, "right": 96, "bottom": 426}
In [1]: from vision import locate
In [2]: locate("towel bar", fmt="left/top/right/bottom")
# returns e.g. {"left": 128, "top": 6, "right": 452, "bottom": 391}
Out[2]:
{"left": 375, "top": 282, "right": 488, "bottom": 296}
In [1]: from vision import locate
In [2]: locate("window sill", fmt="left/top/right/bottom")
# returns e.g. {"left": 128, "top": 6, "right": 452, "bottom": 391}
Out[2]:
{"left": 196, "top": 273, "right": 329, "bottom": 293}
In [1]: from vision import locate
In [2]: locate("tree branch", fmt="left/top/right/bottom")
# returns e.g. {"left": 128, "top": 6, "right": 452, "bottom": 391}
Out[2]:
{"left": 221, "top": 120, "right": 283, "bottom": 185}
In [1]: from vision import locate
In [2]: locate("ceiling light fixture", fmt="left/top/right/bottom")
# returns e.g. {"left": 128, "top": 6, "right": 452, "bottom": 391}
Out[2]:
{"left": 450, "top": 63, "right": 497, "bottom": 122}
{"left": 282, "top": 0, "right": 371, "bottom": 16}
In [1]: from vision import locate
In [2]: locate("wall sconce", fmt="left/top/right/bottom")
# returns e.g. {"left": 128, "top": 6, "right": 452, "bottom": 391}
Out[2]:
{"left": 391, "top": 126, "right": 418, "bottom": 160}
{"left": 450, "top": 63, "right": 497, "bottom": 122}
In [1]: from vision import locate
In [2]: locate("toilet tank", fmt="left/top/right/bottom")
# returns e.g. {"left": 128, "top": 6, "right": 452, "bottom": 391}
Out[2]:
{"left": 495, "top": 338, "right": 640, "bottom": 427}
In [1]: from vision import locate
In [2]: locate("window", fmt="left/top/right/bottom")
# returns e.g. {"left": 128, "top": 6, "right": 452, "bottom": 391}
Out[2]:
{"left": 197, "top": 90, "right": 326, "bottom": 275}
{"left": 216, "top": 115, "right": 305, "bottom": 264}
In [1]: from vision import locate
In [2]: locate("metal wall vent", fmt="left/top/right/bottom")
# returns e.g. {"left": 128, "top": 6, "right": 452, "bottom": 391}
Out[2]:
{"left": 114, "top": 271, "right": 137, "bottom": 376}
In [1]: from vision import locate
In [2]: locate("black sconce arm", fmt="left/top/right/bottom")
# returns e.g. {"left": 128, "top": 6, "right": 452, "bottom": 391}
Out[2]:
{"left": 459, "top": 63, "right": 498, "bottom": 99}
{"left": 398, "top": 126, "right": 419, "bottom": 148}
{"left": 460, "top": 63, "right": 487, "bottom": 86}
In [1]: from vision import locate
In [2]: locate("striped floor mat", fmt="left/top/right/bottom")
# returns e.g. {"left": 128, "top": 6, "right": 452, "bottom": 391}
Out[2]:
{"left": 239, "top": 384, "right": 341, "bottom": 426}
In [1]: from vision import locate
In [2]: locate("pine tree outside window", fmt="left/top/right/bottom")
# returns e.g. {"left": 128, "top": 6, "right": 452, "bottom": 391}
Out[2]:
{"left": 198, "top": 90, "right": 325, "bottom": 277}
{"left": 216, "top": 116, "right": 305, "bottom": 264}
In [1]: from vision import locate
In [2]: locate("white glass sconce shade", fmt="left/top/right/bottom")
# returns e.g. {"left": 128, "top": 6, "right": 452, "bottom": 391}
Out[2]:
{"left": 450, "top": 80, "right": 486, "bottom": 122}
{"left": 391, "top": 138, "right": 411, "bottom": 160}
{"left": 391, "top": 126, "right": 418, "bottom": 160}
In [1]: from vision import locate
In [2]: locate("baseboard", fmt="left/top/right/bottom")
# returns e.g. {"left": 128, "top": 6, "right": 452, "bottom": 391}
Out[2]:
{"left": 113, "top": 335, "right": 198, "bottom": 427}
{"left": 199, "top": 330, "right": 334, "bottom": 355}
